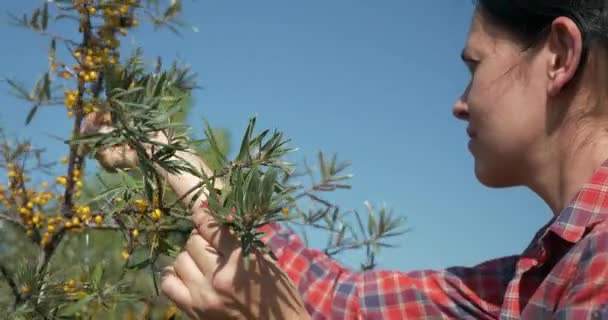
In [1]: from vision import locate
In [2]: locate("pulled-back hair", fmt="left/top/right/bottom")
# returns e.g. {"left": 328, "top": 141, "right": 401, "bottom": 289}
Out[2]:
{"left": 477, "top": 1, "right": 608, "bottom": 78}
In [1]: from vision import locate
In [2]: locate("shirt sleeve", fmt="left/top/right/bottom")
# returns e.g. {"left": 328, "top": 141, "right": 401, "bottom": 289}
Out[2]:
{"left": 554, "top": 221, "right": 608, "bottom": 319}
{"left": 259, "top": 222, "right": 518, "bottom": 320}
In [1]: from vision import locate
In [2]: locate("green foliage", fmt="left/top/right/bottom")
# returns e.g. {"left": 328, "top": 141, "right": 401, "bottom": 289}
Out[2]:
{"left": 0, "top": 0, "right": 409, "bottom": 318}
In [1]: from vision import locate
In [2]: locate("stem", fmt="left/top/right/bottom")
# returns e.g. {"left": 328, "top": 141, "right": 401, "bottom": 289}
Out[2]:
{"left": 34, "top": 4, "right": 95, "bottom": 300}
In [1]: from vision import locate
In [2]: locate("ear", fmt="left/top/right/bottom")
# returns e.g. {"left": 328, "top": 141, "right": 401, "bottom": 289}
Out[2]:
{"left": 546, "top": 17, "right": 583, "bottom": 96}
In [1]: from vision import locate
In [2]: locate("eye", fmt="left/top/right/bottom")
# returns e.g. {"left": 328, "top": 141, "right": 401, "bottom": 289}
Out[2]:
{"left": 460, "top": 50, "right": 479, "bottom": 74}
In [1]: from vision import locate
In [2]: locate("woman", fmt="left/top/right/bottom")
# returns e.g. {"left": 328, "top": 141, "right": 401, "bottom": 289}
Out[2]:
{"left": 85, "top": 0, "right": 608, "bottom": 319}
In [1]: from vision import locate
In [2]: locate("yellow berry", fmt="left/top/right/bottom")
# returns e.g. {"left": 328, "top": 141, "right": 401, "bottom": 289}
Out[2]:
{"left": 21, "top": 286, "right": 30, "bottom": 294}
{"left": 47, "top": 225, "right": 55, "bottom": 233}
{"left": 26, "top": 230, "right": 34, "bottom": 237}
{"left": 94, "top": 215, "right": 103, "bottom": 225}
{"left": 65, "top": 221, "right": 72, "bottom": 228}
{"left": 60, "top": 157, "right": 68, "bottom": 164}
{"left": 88, "top": 6, "right": 96, "bottom": 14}
{"left": 72, "top": 217, "right": 80, "bottom": 225}
{"left": 121, "top": 250, "right": 130, "bottom": 260}
{"left": 7, "top": 163, "right": 14, "bottom": 170}
{"left": 151, "top": 209, "right": 162, "bottom": 221}
{"left": 67, "top": 279, "right": 75, "bottom": 287}
{"left": 132, "top": 229, "right": 139, "bottom": 238}
{"left": 7, "top": 171, "right": 17, "bottom": 178}
{"left": 56, "top": 176, "right": 67, "bottom": 185}
{"left": 134, "top": 199, "right": 147, "bottom": 211}
{"left": 282, "top": 208, "right": 289, "bottom": 215}
{"left": 26, "top": 202, "right": 34, "bottom": 209}
{"left": 59, "top": 71, "right": 72, "bottom": 80}
{"left": 41, "top": 182, "right": 48, "bottom": 188}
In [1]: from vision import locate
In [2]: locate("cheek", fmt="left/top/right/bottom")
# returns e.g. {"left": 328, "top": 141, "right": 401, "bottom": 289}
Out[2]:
{"left": 468, "top": 75, "right": 542, "bottom": 162}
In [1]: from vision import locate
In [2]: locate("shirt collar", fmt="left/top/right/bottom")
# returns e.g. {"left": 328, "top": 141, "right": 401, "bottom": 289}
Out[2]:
{"left": 545, "top": 158, "right": 608, "bottom": 244}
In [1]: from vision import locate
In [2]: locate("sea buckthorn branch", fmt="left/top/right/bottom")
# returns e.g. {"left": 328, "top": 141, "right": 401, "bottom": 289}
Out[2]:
{"left": 0, "top": 1, "right": 411, "bottom": 316}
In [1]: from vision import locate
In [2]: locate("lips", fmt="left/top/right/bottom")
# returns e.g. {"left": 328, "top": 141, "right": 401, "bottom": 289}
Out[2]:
{"left": 466, "top": 127, "right": 477, "bottom": 138}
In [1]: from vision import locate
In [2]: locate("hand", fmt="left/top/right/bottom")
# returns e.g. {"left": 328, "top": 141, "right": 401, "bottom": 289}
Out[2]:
{"left": 161, "top": 210, "right": 310, "bottom": 320}
{"left": 82, "top": 111, "right": 309, "bottom": 318}
{"left": 80, "top": 111, "right": 167, "bottom": 172}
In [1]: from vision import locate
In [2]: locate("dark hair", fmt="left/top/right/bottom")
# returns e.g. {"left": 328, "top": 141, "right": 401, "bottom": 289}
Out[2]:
{"left": 477, "top": 1, "right": 608, "bottom": 73}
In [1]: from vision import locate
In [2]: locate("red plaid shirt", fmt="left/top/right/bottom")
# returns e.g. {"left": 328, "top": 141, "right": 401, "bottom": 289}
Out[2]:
{"left": 260, "top": 161, "right": 608, "bottom": 319}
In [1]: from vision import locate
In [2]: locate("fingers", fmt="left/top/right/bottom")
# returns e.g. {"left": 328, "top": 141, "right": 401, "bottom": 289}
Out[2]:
{"left": 95, "top": 144, "right": 138, "bottom": 171}
{"left": 192, "top": 209, "right": 239, "bottom": 255}
{"left": 185, "top": 231, "right": 228, "bottom": 275}
{"left": 174, "top": 251, "right": 207, "bottom": 288}
{"left": 160, "top": 266, "right": 194, "bottom": 312}
{"left": 81, "top": 111, "right": 111, "bottom": 135}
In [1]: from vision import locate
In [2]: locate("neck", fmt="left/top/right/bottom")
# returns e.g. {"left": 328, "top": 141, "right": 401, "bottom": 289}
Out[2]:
{"left": 528, "top": 122, "right": 608, "bottom": 216}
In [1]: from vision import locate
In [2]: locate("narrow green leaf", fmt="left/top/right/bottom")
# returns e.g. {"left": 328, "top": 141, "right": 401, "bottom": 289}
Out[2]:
{"left": 260, "top": 168, "right": 277, "bottom": 208}
{"left": 126, "top": 258, "right": 153, "bottom": 270}
{"left": 25, "top": 105, "right": 39, "bottom": 125}
{"left": 41, "top": 2, "right": 49, "bottom": 30}
{"left": 319, "top": 151, "right": 328, "bottom": 182}
{"left": 49, "top": 39, "right": 56, "bottom": 62}
{"left": 55, "top": 14, "right": 79, "bottom": 22}
{"left": 5, "top": 78, "right": 31, "bottom": 100}
{"left": 58, "top": 294, "right": 95, "bottom": 316}
{"left": 91, "top": 263, "right": 104, "bottom": 288}
{"left": 367, "top": 211, "right": 376, "bottom": 237}
{"left": 237, "top": 117, "right": 256, "bottom": 161}
{"left": 43, "top": 72, "right": 51, "bottom": 100}
{"left": 30, "top": 8, "right": 40, "bottom": 29}
{"left": 164, "top": 0, "right": 182, "bottom": 20}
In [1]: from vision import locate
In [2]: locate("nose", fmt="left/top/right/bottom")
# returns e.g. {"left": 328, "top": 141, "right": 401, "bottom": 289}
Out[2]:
{"left": 452, "top": 85, "right": 470, "bottom": 121}
{"left": 452, "top": 98, "right": 469, "bottom": 121}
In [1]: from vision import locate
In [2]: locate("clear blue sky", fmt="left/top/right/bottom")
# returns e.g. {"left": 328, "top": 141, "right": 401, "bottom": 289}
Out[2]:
{"left": 0, "top": 1, "right": 551, "bottom": 272}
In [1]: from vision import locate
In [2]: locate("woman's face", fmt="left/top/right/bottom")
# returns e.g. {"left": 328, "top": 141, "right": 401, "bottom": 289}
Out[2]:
{"left": 453, "top": 8, "right": 550, "bottom": 188}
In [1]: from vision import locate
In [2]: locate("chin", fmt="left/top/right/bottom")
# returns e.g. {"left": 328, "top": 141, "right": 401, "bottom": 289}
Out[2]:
{"left": 474, "top": 161, "right": 519, "bottom": 188}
